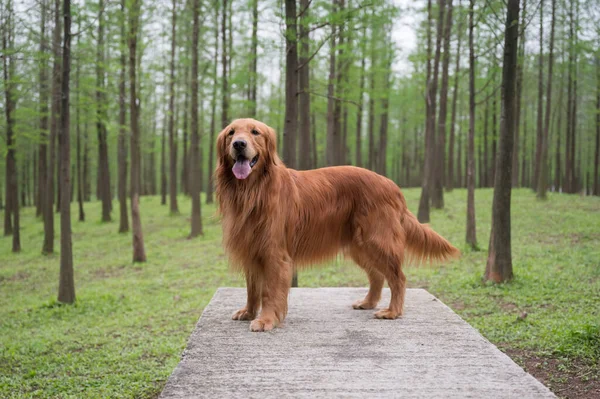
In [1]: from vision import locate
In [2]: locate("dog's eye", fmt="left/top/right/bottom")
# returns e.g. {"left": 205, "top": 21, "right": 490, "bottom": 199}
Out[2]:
{"left": 251, "top": 129, "right": 259, "bottom": 136}
{"left": 228, "top": 129, "right": 235, "bottom": 136}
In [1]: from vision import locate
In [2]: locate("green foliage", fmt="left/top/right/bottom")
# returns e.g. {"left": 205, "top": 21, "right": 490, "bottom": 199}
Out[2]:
{"left": 1, "top": 189, "right": 599, "bottom": 397}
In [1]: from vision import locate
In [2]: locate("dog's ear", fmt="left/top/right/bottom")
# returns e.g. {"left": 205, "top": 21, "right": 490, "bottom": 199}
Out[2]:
{"left": 216, "top": 126, "right": 230, "bottom": 165}
{"left": 265, "top": 126, "right": 281, "bottom": 166}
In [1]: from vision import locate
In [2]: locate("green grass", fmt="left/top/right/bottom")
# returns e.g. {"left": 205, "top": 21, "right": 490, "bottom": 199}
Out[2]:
{"left": 1, "top": 189, "right": 599, "bottom": 398}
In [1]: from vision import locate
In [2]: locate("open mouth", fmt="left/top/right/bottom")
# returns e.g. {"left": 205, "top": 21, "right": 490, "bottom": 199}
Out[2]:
{"left": 232, "top": 154, "right": 259, "bottom": 180}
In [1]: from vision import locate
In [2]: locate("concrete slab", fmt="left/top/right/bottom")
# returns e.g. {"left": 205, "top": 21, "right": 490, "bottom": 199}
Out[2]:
{"left": 161, "top": 288, "right": 555, "bottom": 398}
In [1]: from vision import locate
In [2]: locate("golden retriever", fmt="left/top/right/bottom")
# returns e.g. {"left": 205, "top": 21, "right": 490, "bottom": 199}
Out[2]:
{"left": 215, "top": 118, "right": 459, "bottom": 332}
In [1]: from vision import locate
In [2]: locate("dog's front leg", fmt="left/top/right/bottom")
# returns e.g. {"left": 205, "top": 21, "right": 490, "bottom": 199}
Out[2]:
{"left": 232, "top": 268, "right": 261, "bottom": 321}
{"left": 250, "top": 256, "right": 292, "bottom": 332}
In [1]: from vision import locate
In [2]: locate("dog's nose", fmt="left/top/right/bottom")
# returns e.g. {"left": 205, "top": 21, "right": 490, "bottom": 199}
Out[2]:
{"left": 233, "top": 140, "right": 247, "bottom": 151}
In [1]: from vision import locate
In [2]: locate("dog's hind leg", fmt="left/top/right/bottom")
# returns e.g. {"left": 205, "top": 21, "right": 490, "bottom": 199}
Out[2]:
{"left": 250, "top": 255, "right": 293, "bottom": 332}
{"left": 232, "top": 267, "right": 262, "bottom": 321}
{"left": 349, "top": 249, "right": 385, "bottom": 310}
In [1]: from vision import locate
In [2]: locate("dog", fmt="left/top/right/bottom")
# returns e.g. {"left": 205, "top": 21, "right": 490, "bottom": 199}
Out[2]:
{"left": 215, "top": 118, "right": 460, "bottom": 332}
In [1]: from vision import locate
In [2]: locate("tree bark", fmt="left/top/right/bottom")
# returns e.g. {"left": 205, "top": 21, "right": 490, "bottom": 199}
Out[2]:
{"left": 326, "top": 2, "right": 337, "bottom": 167}
{"left": 75, "top": 14, "right": 85, "bottom": 222}
{"left": 118, "top": 0, "right": 129, "bottom": 232}
{"left": 283, "top": 0, "right": 298, "bottom": 169}
{"left": 128, "top": 0, "right": 147, "bottom": 262}
{"left": 221, "top": 0, "right": 229, "bottom": 128}
{"left": 536, "top": 0, "right": 555, "bottom": 199}
{"left": 595, "top": 54, "right": 600, "bottom": 196}
{"left": 96, "top": 0, "right": 111, "bottom": 222}
{"left": 466, "top": 0, "right": 476, "bottom": 248}
{"left": 533, "top": 0, "right": 544, "bottom": 191}
{"left": 248, "top": 0, "right": 258, "bottom": 116}
{"left": 190, "top": 0, "right": 203, "bottom": 237}
{"left": 484, "top": 0, "right": 520, "bottom": 283}
{"left": 512, "top": 0, "right": 527, "bottom": 188}
{"left": 298, "top": 0, "right": 311, "bottom": 171}
{"left": 447, "top": 0, "right": 462, "bottom": 192}
{"left": 206, "top": 0, "right": 219, "bottom": 205}
{"left": 37, "top": 0, "right": 49, "bottom": 219}
{"left": 43, "top": 0, "right": 62, "bottom": 254}
{"left": 58, "top": 0, "right": 75, "bottom": 303}
{"left": 355, "top": 26, "right": 366, "bottom": 169}
{"left": 168, "top": 0, "right": 179, "bottom": 214}
{"left": 432, "top": 0, "right": 453, "bottom": 208}
{"left": 418, "top": 0, "right": 445, "bottom": 223}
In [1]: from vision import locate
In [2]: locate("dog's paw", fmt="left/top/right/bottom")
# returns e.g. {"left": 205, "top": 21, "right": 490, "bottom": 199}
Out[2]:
{"left": 374, "top": 308, "right": 401, "bottom": 319}
{"left": 232, "top": 308, "right": 255, "bottom": 321}
{"left": 352, "top": 299, "right": 378, "bottom": 310}
{"left": 250, "top": 318, "right": 275, "bottom": 332}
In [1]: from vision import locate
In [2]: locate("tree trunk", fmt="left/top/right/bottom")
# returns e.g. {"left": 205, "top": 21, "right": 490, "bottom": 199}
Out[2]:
{"left": 491, "top": 79, "right": 497, "bottom": 185}
{"left": 283, "top": 0, "right": 298, "bottom": 169}
{"left": 536, "top": 0, "right": 555, "bottom": 199}
{"left": 2, "top": 0, "right": 20, "bottom": 251}
{"left": 161, "top": 111, "right": 167, "bottom": 205}
{"left": 483, "top": 97, "right": 489, "bottom": 187}
{"left": 447, "top": 0, "right": 462, "bottom": 192}
{"left": 333, "top": 0, "right": 345, "bottom": 165}
{"left": 221, "top": 0, "right": 229, "bottom": 128}
{"left": 521, "top": 103, "right": 528, "bottom": 187}
{"left": 37, "top": 0, "right": 49, "bottom": 219}
{"left": 377, "top": 62, "right": 391, "bottom": 176}
{"left": 248, "top": 0, "right": 258, "bottom": 116}
{"left": 484, "top": 0, "right": 520, "bottom": 283}
{"left": 75, "top": 15, "right": 85, "bottom": 222}
{"left": 128, "top": 0, "right": 147, "bottom": 262}
{"left": 533, "top": 0, "right": 544, "bottom": 191}
{"left": 206, "top": 0, "right": 219, "bottom": 205}
{"left": 298, "top": 0, "right": 311, "bottom": 171}
{"left": 168, "top": 0, "right": 179, "bottom": 214}
{"left": 43, "top": 0, "right": 62, "bottom": 254}
{"left": 190, "top": 0, "right": 203, "bottom": 237}
{"left": 418, "top": 0, "right": 445, "bottom": 223}
{"left": 466, "top": 0, "right": 477, "bottom": 248}
{"left": 355, "top": 26, "right": 366, "bottom": 169}
{"left": 594, "top": 55, "right": 600, "bottom": 196}
{"left": 432, "top": 0, "right": 453, "bottom": 208}
{"left": 512, "top": 0, "right": 527, "bottom": 188}
{"left": 181, "top": 67, "right": 189, "bottom": 196}
{"left": 58, "top": 0, "right": 75, "bottom": 303}
{"left": 326, "top": 3, "right": 337, "bottom": 167}
{"left": 96, "top": 0, "right": 111, "bottom": 222}
{"left": 118, "top": 0, "right": 129, "bottom": 232}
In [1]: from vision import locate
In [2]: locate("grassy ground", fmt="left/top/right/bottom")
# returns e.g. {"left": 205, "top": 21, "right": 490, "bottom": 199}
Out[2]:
{"left": 1, "top": 188, "right": 599, "bottom": 398}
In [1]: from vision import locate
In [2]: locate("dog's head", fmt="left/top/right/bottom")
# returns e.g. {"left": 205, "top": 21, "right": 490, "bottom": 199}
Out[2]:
{"left": 216, "top": 118, "right": 280, "bottom": 180}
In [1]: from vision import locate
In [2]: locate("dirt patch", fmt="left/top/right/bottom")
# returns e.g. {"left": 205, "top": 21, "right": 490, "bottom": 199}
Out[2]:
{"left": 502, "top": 347, "right": 600, "bottom": 399}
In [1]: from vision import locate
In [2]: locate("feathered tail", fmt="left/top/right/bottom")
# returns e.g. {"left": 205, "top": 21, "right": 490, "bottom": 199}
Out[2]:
{"left": 402, "top": 211, "right": 460, "bottom": 264}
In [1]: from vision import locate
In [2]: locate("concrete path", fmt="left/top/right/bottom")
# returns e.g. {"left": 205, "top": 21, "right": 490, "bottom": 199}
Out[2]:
{"left": 161, "top": 288, "right": 554, "bottom": 398}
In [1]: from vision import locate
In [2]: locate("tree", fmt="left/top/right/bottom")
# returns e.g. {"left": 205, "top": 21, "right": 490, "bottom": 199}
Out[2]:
{"left": 206, "top": 0, "right": 219, "bottom": 205}
{"left": 283, "top": 0, "right": 298, "bottom": 169}
{"left": 58, "top": 0, "right": 75, "bottom": 303}
{"left": 484, "top": 0, "right": 520, "bottom": 283}
{"left": 37, "top": 0, "right": 49, "bottom": 220}
{"left": 168, "top": 0, "right": 179, "bottom": 214}
{"left": 512, "top": 0, "right": 527, "bottom": 188}
{"left": 189, "top": 0, "right": 203, "bottom": 237}
{"left": 298, "top": 0, "right": 311, "bottom": 171}
{"left": 432, "top": 0, "right": 453, "bottom": 208}
{"left": 221, "top": 0, "right": 229, "bottom": 128}
{"left": 537, "top": 0, "right": 556, "bottom": 199}
{"left": 128, "top": 0, "right": 147, "bottom": 262}
{"left": 533, "top": 0, "right": 544, "bottom": 191}
{"left": 355, "top": 26, "right": 366, "bottom": 168}
{"left": 2, "top": 0, "right": 20, "bottom": 251}
{"left": 118, "top": 0, "right": 129, "bottom": 233}
{"left": 96, "top": 0, "right": 111, "bottom": 222}
{"left": 43, "top": 0, "right": 62, "bottom": 255}
{"left": 595, "top": 53, "right": 600, "bottom": 196}
{"left": 446, "top": 0, "right": 463, "bottom": 192}
{"left": 326, "top": 0, "right": 338, "bottom": 167}
{"left": 248, "top": 0, "right": 258, "bottom": 116}
{"left": 466, "top": 0, "right": 476, "bottom": 249}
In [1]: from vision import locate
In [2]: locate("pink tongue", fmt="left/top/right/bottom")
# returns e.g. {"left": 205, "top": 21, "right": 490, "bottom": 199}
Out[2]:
{"left": 232, "top": 159, "right": 251, "bottom": 179}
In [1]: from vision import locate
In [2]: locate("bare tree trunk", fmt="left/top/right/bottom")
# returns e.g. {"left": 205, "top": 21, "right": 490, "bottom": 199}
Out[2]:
{"left": 190, "top": 0, "right": 203, "bottom": 237}
{"left": 376, "top": 60, "right": 391, "bottom": 176}
{"left": 483, "top": 96, "right": 489, "bottom": 187}
{"left": 447, "top": 0, "right": 462, "bottom": 192}
{"left": 491, "top": 80, "right": 497, "bottom": 184}
{"left": 537, "top": 0, "right": 555, "bottom": 199}
{"left": 128, "top": 0, "right": 147, "bottom": 262}
{"left": 355, "top": 26, "right": 366, "bottom": 169}
{"left": 484, "top": 0, "right": 520, "bottom": 283}
{"left": 181, "top": 67, "right": 189, "bottom": 196}
{"left": 521, "top": 104, "right": 528, "bottom": 187}
{"left": 432, "top": 0, "right": 453, "bottom": 208}
{"left": 161, "top": 110, "right": 167, "bottom": 205}
{"left": 221, "top": 0, "right": 229, "bottom": 128}
{"left": 248, "top": 0, "right": 258, "bottom": 116}
{"left": 466, "top": 0, "right": 477, "bottom": 249}
{"left": 37, "top": 0, "right": 49, "bottom": 219}
{"left": 168, "top": 0, "right": 179, "bottom": 214}
{"left": 96, "top": 0, "right": 111, "bottom": 222}
{"left": 118, "top": 0, "right": 129, "bottom": 232}
{"left": 595, "top": 54, "right": 600, "bottom": 196}
{"left": 533, "top": 0, "right": 544, "bottom": 191}
{"left": 333, "top": 0, "right": 345, "bottom": 165}
{"left": 58, "top": 0, "right": 75, "bottom": 303}
{"left": 283, "top": 0, "right": 298, "bottom": 169}
{"left": 206, "top": 0, "right": 219, "bottom": 205}
{"left": 298, "top": 0, "right": 311, "bottom": 171}
{"left": 75, "top": 15, "right": 85, "bottom": 222}
{"left": 3, "top": 0, "right": 20, "bottom": 251}
{"left": 418, "top": 0, "right": 445, "bottom": 223}
{"left": 43, "top": 0, "right": 61, "bottom": 254}
{"left": 326, "top": 3, "right": 337, "bottom": 167}
{"left": 512, "top": 0, "right": 527, "bottom": 188}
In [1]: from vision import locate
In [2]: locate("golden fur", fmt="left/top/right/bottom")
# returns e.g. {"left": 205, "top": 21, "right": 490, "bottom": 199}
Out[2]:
{"left": 215, "top": 118, "right": 460, "bottom": 332}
